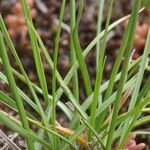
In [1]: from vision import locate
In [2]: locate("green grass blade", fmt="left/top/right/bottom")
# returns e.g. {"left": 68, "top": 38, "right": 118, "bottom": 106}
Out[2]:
{"left": 118, "top": 27, "right": 150, "bottom": 148}
{"left": 89, "top": 0, "right": 114, "bottom": 134}
{"left": 52, "top": 0, "right": 66, "bottom": 148}
{"left": 0, "top": 15, "right": 52, "bottom": 141}
{"left": 135, "top": 116, "right": 150, "bottom": 127}
{"left": 70, "top": 0, "right": 79, "bottom": 100}
{"left": 96, "top": 7, "right": 133, "bottom": 130}
{"left": 65, "top": 50, "right": 143, "bottom": 128}
{"left": 137, "top": 76, "right": 150, "bottom": 102}
{"left": 13, "top": 69, "right": 73, "bottom": 119}
{"left": 72, "top": 0, "right": 92, "bottom": 96}
{"left": 0, "top": 91, "right": 17, "bottom": 110}
{"left": 106, "top": 1, "right": 141, "bottom": 148}
{"left": 69, "top": 0, "right": 80, "bottom": 130}
{"left": 0, "top": 33, "right": 34, "bottom": 149}
{"left": 95, "top": 75, "right": 136, "bottom": 118}
{"left": 27, "top": 11, "right": 133, "bottom": 110}
{"left": 27, "top": 21, "right": 88, "bottom": 119}
{"left": 94, "top": 94, "right": 150, "bottom": 144}
{"left": 25, "top": 19, "right": 89, "bottom": 148}
{"left": 0, "top": 13, "right": 54, "bottom": 147}
{"left": 96, "top": 0, "right": 105, "bottom": 69}
{"left": 20, "top": 0, "right": 49, "bottom": 105}
{"left": 69, "top": 67, "right": 137, "bottom": 129}
{"left": 66, "top": 75, "right": 137, "bottom": 149}
{"left": 117, "top": 95, "right": 150, "bottom": 128}
{"left": 0, "top": 57, "right": 73, "bottom": 120}
{"left": 83, "top": 8, "right": 144, "bottom": 58}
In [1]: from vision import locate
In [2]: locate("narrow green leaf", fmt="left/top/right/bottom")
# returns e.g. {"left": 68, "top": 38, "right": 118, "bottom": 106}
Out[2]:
{"left": 70, "top": 0, "right": 79, "bottom": 100}
{"left": 0, "top": 33, "right": 34, "bottom": 149}
{"left": 119, "top": 27, "right": 150, "bottom": 148}
{"left": 72, "top": 0, "right": 93, "bottom": 96}
{"left": 52, "top": 0, "right": 66, "bottom": 148}
{"left": 106, "top": 1, "right": 141, "bottom": 148}
{"left": 96, "top": 0, "right": 105, "bottom": 69}
{"left": 20, "top": 0, "right": 49, "bottom": 105}
{"left": 90, "top": 0, "right": 114, "bottom": 135}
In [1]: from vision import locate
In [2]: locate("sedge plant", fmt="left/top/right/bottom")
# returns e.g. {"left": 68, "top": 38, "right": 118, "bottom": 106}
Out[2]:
{"left": 0, "top": 0, "right": 150, "bottom": 149}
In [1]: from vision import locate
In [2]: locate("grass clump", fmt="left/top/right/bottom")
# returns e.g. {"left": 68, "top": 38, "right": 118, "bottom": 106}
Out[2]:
{"left": 0, "top": 0, "right": 150, "bottom": 149}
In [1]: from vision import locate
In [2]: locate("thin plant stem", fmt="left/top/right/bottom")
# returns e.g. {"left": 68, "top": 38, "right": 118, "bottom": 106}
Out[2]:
{"left": 96, "top": 0, "right": 105, "bottom": 69}
{"left": 70, "top": 0, "right": 79, "bottom": 100}
{"left": 52, "top": 0, "right": 66, "bottom": 149}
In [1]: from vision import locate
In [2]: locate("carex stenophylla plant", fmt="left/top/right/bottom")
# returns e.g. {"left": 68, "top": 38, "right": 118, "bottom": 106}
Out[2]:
{"left": 0, "top": 0, "right": 150, "bottom": 149}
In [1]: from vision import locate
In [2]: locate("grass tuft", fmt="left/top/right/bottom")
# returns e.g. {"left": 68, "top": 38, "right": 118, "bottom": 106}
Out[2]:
{"left": 0, "top": 0, "right": 149, "bottom": 149}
